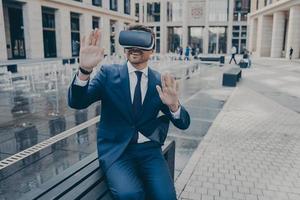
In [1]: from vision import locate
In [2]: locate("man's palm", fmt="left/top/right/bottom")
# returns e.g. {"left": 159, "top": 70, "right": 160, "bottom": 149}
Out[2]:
{"left": 156, "top": 73, "right": 180, "bottom": 111}
{"left": 79, "top": 29, "right": 104, "bottom": 70}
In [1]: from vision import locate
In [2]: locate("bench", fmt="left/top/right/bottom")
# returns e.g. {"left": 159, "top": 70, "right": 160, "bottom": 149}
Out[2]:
{"left": 222, "top": 68, "right": 242, "bottom": 87}
{"left": 23, "top": 141, "right": 175, "bottom": 200}
{"left": 199, "top": 56, "right": 225, "bottom": 64}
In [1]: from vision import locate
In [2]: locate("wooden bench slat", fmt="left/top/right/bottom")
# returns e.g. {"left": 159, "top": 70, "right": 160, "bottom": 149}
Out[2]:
{"left": 39, "top": 160, "right": 101, "bottom": 200}
{"left": 59, "top": 170, "right": 106, "bottom": 200}
{"left": 80, "top": 181, "right": 112, "bottom": 200}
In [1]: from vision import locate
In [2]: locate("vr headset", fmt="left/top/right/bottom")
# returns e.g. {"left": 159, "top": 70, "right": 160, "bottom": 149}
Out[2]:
{"left": 119, "top": 30, "right": 155, "bottom": 51}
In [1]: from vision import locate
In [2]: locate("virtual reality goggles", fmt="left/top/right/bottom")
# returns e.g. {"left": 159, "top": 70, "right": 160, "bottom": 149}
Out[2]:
{"left": 119, "top": 30, "right": 155, "bottom": 51}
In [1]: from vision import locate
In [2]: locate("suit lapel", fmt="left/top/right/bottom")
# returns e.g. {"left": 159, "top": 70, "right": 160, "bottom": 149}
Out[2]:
{"left": 139, "top": 68, "right": 158, "bottom": 118}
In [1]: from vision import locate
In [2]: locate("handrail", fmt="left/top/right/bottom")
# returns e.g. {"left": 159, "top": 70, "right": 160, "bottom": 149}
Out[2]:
{"left": 0, "top": 116, "right": 100, "bottom": 170}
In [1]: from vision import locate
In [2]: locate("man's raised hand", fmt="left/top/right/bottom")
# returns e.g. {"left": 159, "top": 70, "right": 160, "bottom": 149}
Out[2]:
{"left": 156, "top": 73, "right": 180, "bottom": 112}
{"left": 79, "top": 29, "right": 105, "bottom": 71}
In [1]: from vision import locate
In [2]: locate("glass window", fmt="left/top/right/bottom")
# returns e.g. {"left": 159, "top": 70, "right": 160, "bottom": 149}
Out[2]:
{"left": 218, "top": 27, "right": 227, "bottom": 54}
{"left": 232, "top": 32, "right": 239, "bottom": 37}
{"left": 110, "top": 20, "right": 116, "bottom": 55}
{"left": 124, "top": 0, "right": 130, "bottom": 15}
{"left": 209, "top": 27, "right": 227, "bottom": 54}
{"left": 234, "top": 0, "right": 250, "bottom": 21}
{"left": 147, "top": 2, "right": 160, "bottom": 22}
{"left": 241, "top": 31, "right": 247, "bottom": 37}
{"left": 7, "top": 5, "right": 26, "bottom": 59}
{"left": 110, "top": 0, "right": 118, "bottom": 11}
{"left": 208, "top": 0, "right": 228, "bottom": 22}
{"left": 42, "top": 7, "right": 57, "bottom": 58}
{"left": 241, "top": 39, "right": 246, "bottom": 54}
{"left": 167, "top": 27, "right": 182, "bottom": 53}
{"left": 167, "top": 1, "right": 183, "bottom": 22}
{"left": 92, "top": 16, "right": 100, "bottom": 29}
{"left": 70, "top": 13, "right": 80, "bottom": 57}
{"left": 135, "top": 3, "right": 139, "bottom": 18}
{"left": 188, "top": 27, "right": 204, "bottom": 54}
{"left": 233, "top": 26, "right": 240, "bottom": 31}
{"left": 92, "top": 0, "right": 102, "bottom": 7}
{"left": 232, "top": 39, "right": 239, "bottom": 53}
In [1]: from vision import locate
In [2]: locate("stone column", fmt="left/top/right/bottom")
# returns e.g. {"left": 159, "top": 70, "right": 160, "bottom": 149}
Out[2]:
{"left": 286, "top": 6, "right": 300, "bottom": 59}
{"left": 56, "top": 8, "right": 72, "bottom": 58}
{"left": 160, "top": 0, "right": 167, "bottom": 54}
{"left": 115, "top": 20, "right": 125, "bottom": 55}
{"left": 118, "top": 0, "right": 124, "bottom": 14}
{"left": 22, "top": 0, "right": 43, "bottom": 59}
{"left": 139, "top": 1, "right": 143, "bottom": 23}
{"left": 256, "top": 15, "right": 273, "bottom": 57}
{"left": 248, "top": 18, "right": 257, "bottom": 54}
{"left": 82, "top": 0, "right": 90, "bottom": 5}
{"left": 103, "top": 0, "right": 109, "bottom": 10}
{"left": 101, "top": 17, "right": 111, "bottom": 55}
{"left": 182, "top": 0, "right": 188, "bottom": 49}
{"left": 0, "top": 0, "right": 7, "bottom": 61}
{"left": 271, "top": 11, "right": 285, "bottom": 58}
{"left": 80, "top": 13, "right": 92, "bottom": 37}
{"left": 227, "top": 0, "right": 234, "bottom": 54}
{"left": 203, "top": 0, "right": 209, "bottom": 54}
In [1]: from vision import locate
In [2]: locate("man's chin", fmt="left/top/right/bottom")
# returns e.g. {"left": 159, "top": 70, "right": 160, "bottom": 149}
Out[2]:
{"left": 128, "top": 59, "right": 143, "bottom": 64}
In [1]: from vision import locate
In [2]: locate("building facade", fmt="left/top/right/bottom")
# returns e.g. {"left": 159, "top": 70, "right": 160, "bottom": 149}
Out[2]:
{"left": 135, "top": 0, "right": 251, "bottom": 55}
{"left": 0, "top": 0, "right": 136, "bottom": 62}
{"left": 248, "top": 0, "right": 300, "bottom": 59}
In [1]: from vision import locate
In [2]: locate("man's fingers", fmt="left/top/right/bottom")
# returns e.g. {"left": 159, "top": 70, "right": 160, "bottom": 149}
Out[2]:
{"left": 161, "top": 74, "right": 166, "bottom": 89}
{"left": 156, "top": 85, "right": 163, "bottom": 98}
{"left": 95, "top": 29, "right": 102, "bottom": 47}
{"left": 176, "top": 81, "right": 179, "bottom": 92}
{"left": 170, "top": 75, "right": 176, "bottom": 89}
{"left": 92, "top": 29, "right": 98, "bottom": 45}
{"left": 87, "top": 30, "right": 94, "bottom": 46}
{"left": 81, "top": 35, "right": 86, "bottom": 48}
{"left": 165, "top": 73, "right": 172, "bottom": 87}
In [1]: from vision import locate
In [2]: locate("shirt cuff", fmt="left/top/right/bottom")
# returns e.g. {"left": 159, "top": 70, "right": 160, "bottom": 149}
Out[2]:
{"left": 74, "top": 75, "right": 89, "bottom": 87}
{"left": 170, "top": 106, "right": 181, "bottom": 119}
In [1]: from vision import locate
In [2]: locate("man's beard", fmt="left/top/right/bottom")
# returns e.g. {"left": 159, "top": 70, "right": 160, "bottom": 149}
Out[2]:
{"left": 127, "top": 51, "right": 147, "bottom": 64}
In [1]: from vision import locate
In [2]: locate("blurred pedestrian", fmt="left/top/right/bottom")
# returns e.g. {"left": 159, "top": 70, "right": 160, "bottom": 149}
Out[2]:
{"left": 184, "top": 46, "right": 190, "bottom": 61}
{"left": 229, "top": 46, "right": 237, "bottom": 64}
{"left": 289, "top": 47, "right": 293, "bottom": 60}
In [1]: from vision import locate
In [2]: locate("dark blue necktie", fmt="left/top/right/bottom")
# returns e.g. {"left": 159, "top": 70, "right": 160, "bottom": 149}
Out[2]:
{"left": 131, "top": 71, "right": 143, "bottom": 143}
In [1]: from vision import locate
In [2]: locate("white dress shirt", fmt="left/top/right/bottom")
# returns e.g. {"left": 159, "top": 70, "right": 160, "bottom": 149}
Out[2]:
{"left": 74, "top": 61, "right": 181, "bottom": 143}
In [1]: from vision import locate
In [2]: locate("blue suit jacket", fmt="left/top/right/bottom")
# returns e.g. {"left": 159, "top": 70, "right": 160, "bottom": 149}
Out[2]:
{"left": 68, "top": 63, "right": 190, "bottom": 171}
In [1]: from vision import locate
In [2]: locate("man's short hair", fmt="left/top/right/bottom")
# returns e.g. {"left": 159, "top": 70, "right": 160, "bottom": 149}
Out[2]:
{"left": 128, "top": 25, "right": 155, "bottom": 50}
{"left": 128, "top": 25, "right": 154, "bottom": 36}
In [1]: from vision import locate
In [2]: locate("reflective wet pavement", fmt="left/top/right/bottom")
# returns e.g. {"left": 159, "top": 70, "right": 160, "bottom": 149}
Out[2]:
{"left": 0, "top": 62, "right": 233, "bottom": 199}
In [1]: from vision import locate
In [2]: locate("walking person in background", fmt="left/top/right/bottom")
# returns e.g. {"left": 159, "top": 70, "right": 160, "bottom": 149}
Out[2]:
{"left": 184, "top": 46, "right": 190, "bottom": 61}
{"left": 229, "top": 46, "right": 237, "bottom": 64}
{"left": 289, "top": 47, "right": 293, "bottom": 60}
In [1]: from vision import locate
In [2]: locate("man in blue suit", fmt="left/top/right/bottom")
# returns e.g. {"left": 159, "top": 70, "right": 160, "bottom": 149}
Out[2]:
{"left": 68, "top": 25, "right": 190, "bottom": 200}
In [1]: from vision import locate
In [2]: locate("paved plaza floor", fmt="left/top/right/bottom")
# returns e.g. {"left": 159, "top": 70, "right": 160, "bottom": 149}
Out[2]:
{"left": 176, "top": 58, "right": 300, "bottom": 200}
{"left": 1, "top": 57, "right": 300, "bottom": 199}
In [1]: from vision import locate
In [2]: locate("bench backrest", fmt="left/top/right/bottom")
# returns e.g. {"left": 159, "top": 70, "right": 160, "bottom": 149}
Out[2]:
{"left": 22, "top": 141, "right": 175, "bottom": 200}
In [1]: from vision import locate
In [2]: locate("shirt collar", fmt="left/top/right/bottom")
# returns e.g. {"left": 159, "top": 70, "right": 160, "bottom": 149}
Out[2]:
{"left": 127, "top": 61, "right": 148, "bottom": 77}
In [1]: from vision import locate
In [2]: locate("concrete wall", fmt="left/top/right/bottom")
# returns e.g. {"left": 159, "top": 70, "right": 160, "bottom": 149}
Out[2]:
{"left": 248, "top": 1, "right": 300, "bottom": 59}
{"left": 0, "top": 0, "right": 136, "bottom": 61}
{"left": 0, "top": 0, "right": 7, "bottom": 61}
